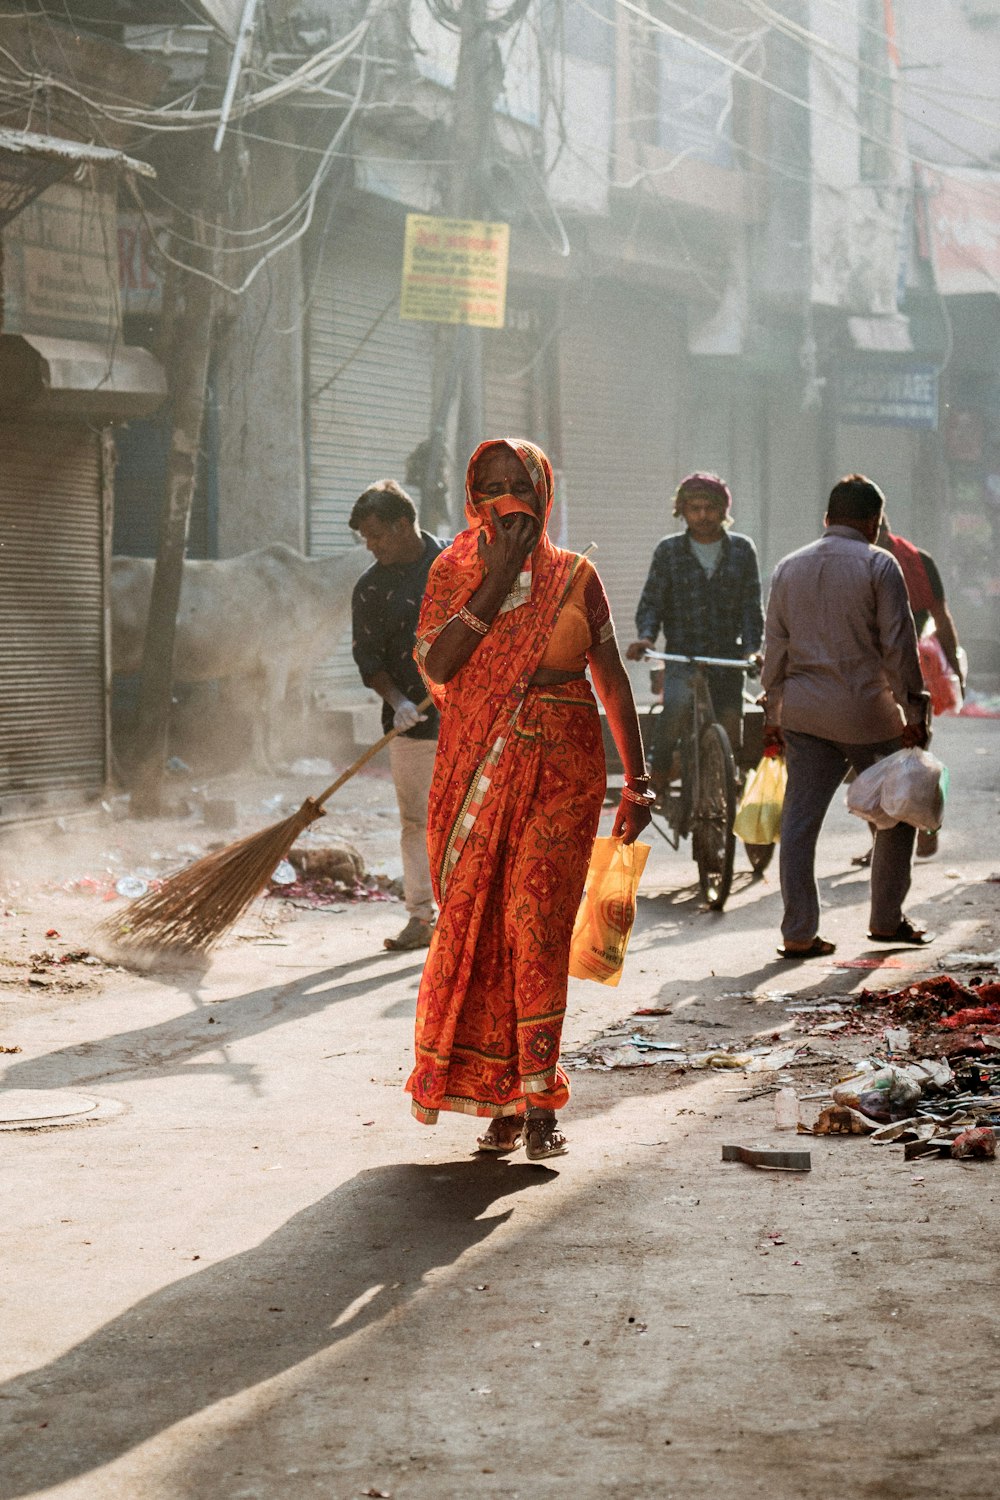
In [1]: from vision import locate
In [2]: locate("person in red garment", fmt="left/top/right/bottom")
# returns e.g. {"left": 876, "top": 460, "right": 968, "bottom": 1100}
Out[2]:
{"left": 858, "top": 517, "right": 964, "bottom": 860}
{"left": 406, "top": 438, "right": 650, "bottom": 1161}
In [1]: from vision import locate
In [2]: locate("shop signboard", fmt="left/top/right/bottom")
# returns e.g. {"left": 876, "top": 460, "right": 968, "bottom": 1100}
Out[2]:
{"left": 400, "top": 214, "right": 510, "bottom": 328}
{"left": 2, "top": 176, "right": 121, "bottom": 341}
{"left": 838, "top": 360, "right": 939, "bottom": 429}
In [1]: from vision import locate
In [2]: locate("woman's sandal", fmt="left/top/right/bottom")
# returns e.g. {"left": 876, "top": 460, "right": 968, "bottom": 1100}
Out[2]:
{"left": 476, "top": 1116, "right": 524, "bottom": 1154}
{"left": 524, "top": 1110, "right": 568, "bottom": 1162}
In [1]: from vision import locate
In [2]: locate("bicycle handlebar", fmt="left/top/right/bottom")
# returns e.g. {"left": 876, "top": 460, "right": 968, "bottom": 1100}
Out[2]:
{"left": 643, "top": 651, "right": 756, "bottom": 672}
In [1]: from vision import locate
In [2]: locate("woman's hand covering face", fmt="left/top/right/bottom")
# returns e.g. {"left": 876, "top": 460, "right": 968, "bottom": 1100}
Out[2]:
{"left": 477, "top": 508, "right": 539, "bottom": 580}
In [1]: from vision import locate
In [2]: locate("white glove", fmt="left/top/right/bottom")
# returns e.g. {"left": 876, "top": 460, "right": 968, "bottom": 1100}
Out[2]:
{"left": 393, "top": 698, "right": 426, "bottom": 732}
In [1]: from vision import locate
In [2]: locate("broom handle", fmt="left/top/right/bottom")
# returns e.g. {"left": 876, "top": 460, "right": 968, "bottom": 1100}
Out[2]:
{"left": 312, "top": 695, "right": 434, "bottom": 811}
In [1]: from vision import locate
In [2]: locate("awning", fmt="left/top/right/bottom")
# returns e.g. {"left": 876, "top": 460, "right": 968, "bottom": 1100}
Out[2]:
{"left": 0, "top": 128, "right": 155, "bottom": 229}
{"left": 0, "top": 334, "right": 167, "bottom": 420}
{"left": 846, "top": 314, "right": 913, "bottom": 353}
{"left": 917, "top": 164, "right": 1000, "bottom": 298}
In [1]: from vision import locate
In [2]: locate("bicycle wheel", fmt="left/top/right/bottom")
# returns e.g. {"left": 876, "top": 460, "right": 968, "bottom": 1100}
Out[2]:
{"left": 745, "top": 841, "right": 775, "bottom": 876}
{"left": 693, "top": 722, "right": 737, "bottom": 909}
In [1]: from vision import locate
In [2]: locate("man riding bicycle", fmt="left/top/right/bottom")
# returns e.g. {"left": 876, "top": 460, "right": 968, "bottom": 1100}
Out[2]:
{"left": 627, "top": 472, "right": 764, "bottom": 798}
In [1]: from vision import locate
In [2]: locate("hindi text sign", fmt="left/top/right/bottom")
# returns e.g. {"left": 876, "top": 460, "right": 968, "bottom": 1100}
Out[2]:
{"left": 401, "top": 214, "right": 509, "bottom": 328}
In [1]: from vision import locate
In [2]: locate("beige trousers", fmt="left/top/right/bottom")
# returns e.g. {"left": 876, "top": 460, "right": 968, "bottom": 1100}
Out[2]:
{"left": 388, "top": 734, "right": 437, "bottom": 923}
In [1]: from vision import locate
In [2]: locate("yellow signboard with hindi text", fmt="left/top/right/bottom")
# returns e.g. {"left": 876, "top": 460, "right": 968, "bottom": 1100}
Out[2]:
{"left": 400, "top": 214, "right": 510, "bottom": 328}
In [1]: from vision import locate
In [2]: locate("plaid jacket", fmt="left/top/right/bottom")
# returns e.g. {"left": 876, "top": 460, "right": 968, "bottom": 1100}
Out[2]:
{"left": 635, "top": 530, "right": 764, "bottom": 658}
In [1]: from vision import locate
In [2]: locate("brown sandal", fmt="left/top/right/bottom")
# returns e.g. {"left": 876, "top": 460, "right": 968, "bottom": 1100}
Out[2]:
{"left": 476, "top": 1117, "right": 524, "bottom": 1154}
{"left": 524, "top": 1110, "right": 568, "bottom": 1161}
{"left": 777, "top": 937, "right": 836, "bottom": 960}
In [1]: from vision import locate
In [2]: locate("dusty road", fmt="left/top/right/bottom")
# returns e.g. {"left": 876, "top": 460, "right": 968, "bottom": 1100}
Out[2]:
{"left": 1, "top": 715, "right": 998, "bottom": 1499}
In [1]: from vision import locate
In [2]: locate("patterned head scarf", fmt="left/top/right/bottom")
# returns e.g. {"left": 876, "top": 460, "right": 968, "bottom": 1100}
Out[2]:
{"left": 672, "top": 471, "right": 732, "bottom": 518}
{"left": 465, "top": 437, "right": 555, "bottom": 541}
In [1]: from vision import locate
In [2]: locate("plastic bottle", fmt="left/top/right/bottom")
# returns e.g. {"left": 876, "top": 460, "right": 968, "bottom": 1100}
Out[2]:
{"left": 773, "top": 1087, "right": 799, "bottom": 1130}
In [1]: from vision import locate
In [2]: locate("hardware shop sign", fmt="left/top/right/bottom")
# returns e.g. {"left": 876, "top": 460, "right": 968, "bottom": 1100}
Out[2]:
{"left": 838, "top": 361, "right": 939, "bottom": 429}
{"left": 400, "top": 214, "right": 510, "bottom": 328}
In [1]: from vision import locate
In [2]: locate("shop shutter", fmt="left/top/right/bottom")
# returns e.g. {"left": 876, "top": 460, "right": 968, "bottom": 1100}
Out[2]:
{"left": 558, "top": 283, "right": 685, "bottom": 639}
{"left": 0, "top": 422, "right": 106, "bottom": 812}
{"left": 483, "top": 300, "right": 541, "bottom": 441}
{"left": 307, "top": 218, "right": 434, "bottom": 701}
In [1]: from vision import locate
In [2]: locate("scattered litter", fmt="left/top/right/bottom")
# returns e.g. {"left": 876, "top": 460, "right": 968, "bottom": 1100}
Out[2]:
{"left": 664, "top": 1195, "right": 700, "bottom": 1206}
{"left": 0, "top": 1045, "right": 22, "bottom": 1055}
{"left": 722, "top": 1144, "right": 811, "bottom": 1171}
{"left": 832, "top": 956, "right": 915, "bottom": 970}
{"left": 115, "top": 875, "right": 150, "bottom": 900}
{"left": 634, "top": 1006, "right": 672, "bottom": 1016}
{"left": 884, "top": 1027, "right": 911, "bottom": 1052}
{"left": 951, "top": 1126, "right": 996, "bottom": 1160}
{"left": 940, "top": 950, "right": 1000, "bottom": 971}
{"left": 270, "top": 860, "right": 297, "bottom": 886}
{"left": 746, "top": 1045, "right": 801, "bottom": 1073}
{"left": 810, "top": 1105, "right": 877, "bottom": 1135}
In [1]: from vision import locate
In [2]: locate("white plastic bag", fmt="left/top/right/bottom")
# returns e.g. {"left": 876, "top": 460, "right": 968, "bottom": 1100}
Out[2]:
{"left": 846, "top": 748, "right": 947, "bottom": 831}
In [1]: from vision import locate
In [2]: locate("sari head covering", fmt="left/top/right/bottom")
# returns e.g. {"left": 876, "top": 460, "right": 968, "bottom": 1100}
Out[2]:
{"left": 416, "top": 438, "right": 569, "bottom": 716}
{"left": 465, "top": 437, "right": 555, "bottom": 534}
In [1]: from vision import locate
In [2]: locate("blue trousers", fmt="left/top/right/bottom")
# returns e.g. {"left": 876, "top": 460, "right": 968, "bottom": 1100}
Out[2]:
{"left": 780, "top": 730, "right": 915, "bottom": 945}
{"left": 650, "top": 666, "right": 744, "bottom": 780}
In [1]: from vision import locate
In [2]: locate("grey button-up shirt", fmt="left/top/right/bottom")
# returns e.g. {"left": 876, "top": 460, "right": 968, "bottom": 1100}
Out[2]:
{"left": 762, "top": 525, "right": 928, "bottom": 744}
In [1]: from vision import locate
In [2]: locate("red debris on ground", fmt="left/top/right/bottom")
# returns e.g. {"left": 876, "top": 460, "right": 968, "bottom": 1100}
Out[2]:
{"left": 939, "top": 1005, "right": 1000, "bottom": 1031}
{"left": 266, "top": 874, "right": 396, "bottom": 907}
{"left": 851, "top": 976, "right": 1000, "bottom": 1054}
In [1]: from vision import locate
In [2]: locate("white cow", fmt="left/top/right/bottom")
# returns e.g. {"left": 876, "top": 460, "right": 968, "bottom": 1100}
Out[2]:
{"left": 112, "top": 543, "right": 369, "bottom": 770}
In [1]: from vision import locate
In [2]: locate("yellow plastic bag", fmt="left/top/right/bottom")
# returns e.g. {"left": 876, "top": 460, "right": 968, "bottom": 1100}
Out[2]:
{"left": 732, "top": 755, "right": 787, "bottom": 845}
{"left": 568, "top": 836, "right": 650, "bottom": 986}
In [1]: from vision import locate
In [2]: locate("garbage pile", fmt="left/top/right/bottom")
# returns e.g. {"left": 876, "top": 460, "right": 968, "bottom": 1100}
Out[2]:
{"left": 798, "top": 974, "right": 1000, "bottom": 1163}
{"left": 855, "top": 972, "right": 1000, "bottom": 1054}
{"left": 264, "top": 841, "right": 402, "bottom": 908}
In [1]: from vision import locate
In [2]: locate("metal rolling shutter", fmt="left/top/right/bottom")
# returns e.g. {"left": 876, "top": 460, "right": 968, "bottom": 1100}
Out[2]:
{"left": 483, "top": 300, "right": 540, "bottom": 442}
{"left": 307, "top": 220, "right": 434, "bottom": 701}
{"left": 558, "top": 282, "right": 685, "bottom": 640}
{"left": 0, "top": 422, "right": 106, "bottom": 812}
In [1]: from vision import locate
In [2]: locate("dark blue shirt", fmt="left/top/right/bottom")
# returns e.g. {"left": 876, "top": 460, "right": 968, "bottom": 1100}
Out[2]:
{"left": 352, "top": 532, "right": 445, "bottom": 740}
{"left": 635, "top": 530, "right": 764, "bottom": 658}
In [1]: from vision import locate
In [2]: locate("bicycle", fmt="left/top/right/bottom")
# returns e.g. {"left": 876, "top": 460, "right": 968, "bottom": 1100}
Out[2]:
{"left": 642, "top": 651, "right": 774, "bottom": 910}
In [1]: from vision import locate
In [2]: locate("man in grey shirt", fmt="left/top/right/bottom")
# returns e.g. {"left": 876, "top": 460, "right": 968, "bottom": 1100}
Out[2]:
{"left": 761, "top": 474, "right": 931, "bottom": 958}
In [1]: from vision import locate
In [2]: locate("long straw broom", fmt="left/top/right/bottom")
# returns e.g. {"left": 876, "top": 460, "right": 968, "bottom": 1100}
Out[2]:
{"left": 100, "top": 698, "right": 433, "bottom": 954}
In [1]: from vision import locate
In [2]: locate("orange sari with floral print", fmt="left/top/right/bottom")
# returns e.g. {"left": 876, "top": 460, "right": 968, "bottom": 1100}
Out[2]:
{"left": 406, "top": 439, "right": 611, "bottom": 1124}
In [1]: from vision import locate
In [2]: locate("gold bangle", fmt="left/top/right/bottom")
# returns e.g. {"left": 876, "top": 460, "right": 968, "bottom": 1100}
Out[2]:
{"left": 621, "top": 785, "right": 655, "bottom": 806}
{"left": 458, "top": 604, "right": 490, "bottom": 636}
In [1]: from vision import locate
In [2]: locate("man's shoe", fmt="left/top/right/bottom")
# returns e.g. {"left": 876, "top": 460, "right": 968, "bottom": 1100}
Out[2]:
{"left": 384, "top": 917, "right": 435, "bottom": 952}
{"left": 916, "top": 829, "right": 939, "bottom": 858}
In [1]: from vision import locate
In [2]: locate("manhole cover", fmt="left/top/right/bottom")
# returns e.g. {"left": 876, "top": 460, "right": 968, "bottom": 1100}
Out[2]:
{"left": 0, "top": 1090, "right": 124, "bottom": 1131}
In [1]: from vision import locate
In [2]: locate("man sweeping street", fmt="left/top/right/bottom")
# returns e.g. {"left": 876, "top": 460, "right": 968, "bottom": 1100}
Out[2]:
{"left": 761, "top": 474, "right": 932, "bottom": 959}
{"left": 350, "top": 480, "right": 444, "bottom": 951}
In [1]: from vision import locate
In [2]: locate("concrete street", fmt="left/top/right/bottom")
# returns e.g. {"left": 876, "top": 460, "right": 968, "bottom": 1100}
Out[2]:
{"left": 1, "top": 714, "right": 998, "bottom": 1499}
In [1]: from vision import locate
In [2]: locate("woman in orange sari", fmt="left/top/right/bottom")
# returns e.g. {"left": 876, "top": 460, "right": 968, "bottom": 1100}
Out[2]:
{"left": 406, "top": 438, "right": 651, "bottom": 1160}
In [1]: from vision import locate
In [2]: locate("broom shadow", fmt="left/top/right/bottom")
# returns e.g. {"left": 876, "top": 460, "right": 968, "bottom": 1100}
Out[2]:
{"left": 0, "top": 1158, "right": 554, "bottom": 1500}
{"left": 0, "top": 953, "right": 425, "bottom": 1096}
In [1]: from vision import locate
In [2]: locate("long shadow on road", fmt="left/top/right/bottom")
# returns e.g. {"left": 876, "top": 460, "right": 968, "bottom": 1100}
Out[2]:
{"left": 0, "top": 954, "right": 425, "bottom": 1096}
{"left": 0, "top": 1158, "right": 554, "bottom": 1499}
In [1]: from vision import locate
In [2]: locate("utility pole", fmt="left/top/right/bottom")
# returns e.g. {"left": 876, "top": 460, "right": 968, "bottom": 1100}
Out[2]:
{"left": 419, "top": 0, "right": 531, "bottom": 531}
{"left": 129, "top": 192, "right": 217, "bottom": 817}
